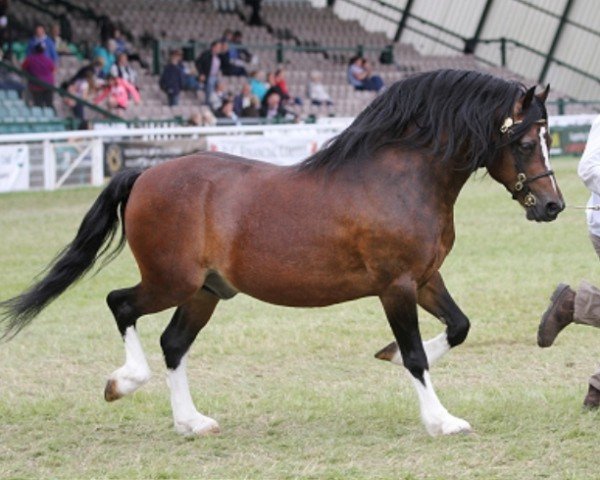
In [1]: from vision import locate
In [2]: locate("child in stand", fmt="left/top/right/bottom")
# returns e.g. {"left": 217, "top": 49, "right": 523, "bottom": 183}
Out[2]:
{"left": 94, "top": 74, "right": 140, "bottom": 114}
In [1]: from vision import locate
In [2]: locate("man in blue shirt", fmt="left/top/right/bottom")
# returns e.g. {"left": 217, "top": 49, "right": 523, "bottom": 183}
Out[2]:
{"left": 26, "top": 24, "right": 58, "bottom": 65}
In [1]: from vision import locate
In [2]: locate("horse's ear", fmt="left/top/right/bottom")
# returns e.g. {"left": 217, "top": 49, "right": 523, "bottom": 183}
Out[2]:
{"left": 521, "top": 86, "right": 536, "bottom": 111}
{"left": 537, "top": 84, "right": 550, "bottom": 104}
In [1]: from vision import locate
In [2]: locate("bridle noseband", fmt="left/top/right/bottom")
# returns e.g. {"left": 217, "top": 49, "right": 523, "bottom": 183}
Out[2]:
{"left": 500, "top": 117, "right": 554, "bottom": 207}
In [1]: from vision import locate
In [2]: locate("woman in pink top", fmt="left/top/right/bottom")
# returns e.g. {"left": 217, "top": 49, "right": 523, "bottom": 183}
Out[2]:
{"left": 94, "top": 74, "right": 140, "bottom": 112}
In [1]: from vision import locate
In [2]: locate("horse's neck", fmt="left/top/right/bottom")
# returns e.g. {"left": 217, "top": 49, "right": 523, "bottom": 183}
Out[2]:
{"left": 367, "top": 151, "right": 473, "bottom": 209}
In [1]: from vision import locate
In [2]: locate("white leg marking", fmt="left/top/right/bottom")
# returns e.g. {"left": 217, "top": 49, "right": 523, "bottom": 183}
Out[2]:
{"left": 167, "top": 354, "right": 220, "bottom": 436}
{"left": 540, "top": 127, "right": 558, "bottom": 193}
{"left": 388, "top": 332, "right": 450, "bottom": 367}
{"left": 108, "top": 326, "right": 152, "bottom": 397}
{"left": 409, "top": 370, "right": 472, "bottom": 436}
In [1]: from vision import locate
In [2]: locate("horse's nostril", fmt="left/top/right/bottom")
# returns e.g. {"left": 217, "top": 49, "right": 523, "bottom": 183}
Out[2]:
{"left": 545, "top": 202, "right": 563, "bottom": 218}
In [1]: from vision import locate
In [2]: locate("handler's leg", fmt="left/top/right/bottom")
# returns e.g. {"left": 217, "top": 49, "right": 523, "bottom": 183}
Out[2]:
{"left": 376, "top": 272, "right": 470, "bottom": 366}
{"left": 161, "top": 288, "right": 221, "bottom": 436}
{"left": 380, "top": 279, "right": 471, "bottom": 436}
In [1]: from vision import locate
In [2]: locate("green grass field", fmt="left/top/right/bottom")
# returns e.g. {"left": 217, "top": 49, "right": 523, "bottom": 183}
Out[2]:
{"left": 0, "top": 158, "right": 599, "bottom": 479}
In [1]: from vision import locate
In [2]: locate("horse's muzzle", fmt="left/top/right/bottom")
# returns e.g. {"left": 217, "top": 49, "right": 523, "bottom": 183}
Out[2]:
{"left": 526, "top": 199, "right": 565, "bottom": 222}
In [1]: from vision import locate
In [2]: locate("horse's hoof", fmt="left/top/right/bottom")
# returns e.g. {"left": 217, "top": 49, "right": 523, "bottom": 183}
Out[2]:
{"left": 175, "top": 417, "right": 221, "bottom": 436}
{"left": 104, "top": 379, "right": 123, "bottom": 402}
{"left": 374, "top": 341, "right": 399, "bottom": 362}
{"left": 440, "top": 417, "right": 472, "bottom": 436}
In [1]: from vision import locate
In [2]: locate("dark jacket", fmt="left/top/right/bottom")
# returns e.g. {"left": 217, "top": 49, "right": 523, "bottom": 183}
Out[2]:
{"left": 159, "top": 63, "right": 184, "bottom": 95}
{"left": 195, "top": 49, "right": 215, "bottom": 78}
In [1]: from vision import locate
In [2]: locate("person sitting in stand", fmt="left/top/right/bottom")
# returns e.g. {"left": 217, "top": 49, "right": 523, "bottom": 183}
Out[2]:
{"left": 207, "top": 79, "right": 231, "bottom": 113}
{"left": 249, "top": 69, "right": 268, "bottom": 102}
{"left": 219, "top": 32, "right": 246, "bottom": 77}
{"left": 347, "top": 55, "right": 384, "bottom": 92}
{"left": 188, "top": 105, "right": 216, "bottom": 126}
{"left": 307, "top": 70, "right": 334, "bottom": 116}
{"left": 233, "top": 81, "right": 259, "bottom": 118}
{"left": 259, "top": 91, "right": 295, "bottom": 121}
{"left": 110, "top": 52, "right": 138, "bottom": 89}
{"left": 215, "top": 98, "right": 238, "bottom": 122}
{"left": 94, "top": 73, "right": 140, "bottom": 114}
{"left": 92, "top": 38, "right": 117, "bottom": 77}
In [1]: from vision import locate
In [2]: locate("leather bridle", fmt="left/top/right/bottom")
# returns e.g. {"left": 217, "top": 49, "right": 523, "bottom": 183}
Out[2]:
{"left": 500, "top": 117, "right": 555, "bottom": 207}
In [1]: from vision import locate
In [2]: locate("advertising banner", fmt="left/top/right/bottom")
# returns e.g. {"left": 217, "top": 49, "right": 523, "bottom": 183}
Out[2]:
{"left": 205, "top": 132, "right": 334, "bottom": 165}
{"left": 0, "top": 144, "right": 29, "bottom": 192}
{"left": 104, "top": 139, "right": 206, "bottom": 176}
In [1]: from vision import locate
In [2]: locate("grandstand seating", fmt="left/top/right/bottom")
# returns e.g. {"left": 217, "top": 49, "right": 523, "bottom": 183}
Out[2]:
{"left": 3, "top": 0, "right": 595, "bottom": 130}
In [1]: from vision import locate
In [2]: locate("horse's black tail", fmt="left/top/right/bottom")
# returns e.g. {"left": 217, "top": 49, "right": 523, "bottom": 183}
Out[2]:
{"left": 0, "top": 168, "right": 143, "bottom": 341}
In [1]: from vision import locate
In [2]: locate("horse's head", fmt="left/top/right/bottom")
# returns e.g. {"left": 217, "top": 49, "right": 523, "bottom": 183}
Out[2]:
{"left": 488, "top": 85, "right": 565, "bottom": 222}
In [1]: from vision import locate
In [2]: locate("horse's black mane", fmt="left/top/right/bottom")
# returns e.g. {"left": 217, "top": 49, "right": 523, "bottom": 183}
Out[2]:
{"left": 299, "top": 69, "right": 546, "bottom": 173}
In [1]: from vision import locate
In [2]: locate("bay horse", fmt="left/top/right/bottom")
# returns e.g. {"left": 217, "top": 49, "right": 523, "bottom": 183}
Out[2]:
{"left": 0, "top": 69, "right": 564, "bottom": 437}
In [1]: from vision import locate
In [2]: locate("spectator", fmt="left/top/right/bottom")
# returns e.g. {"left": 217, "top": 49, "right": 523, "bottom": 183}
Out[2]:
{"left": 92, "top": 38, "right": 117, "bottom": 77}
{"left": 307, "top": 70, "right": 334, "bottom": 116}
{"left": 22, "top": 42, "right": 55, "bottom": 108}
{"left": 215, "top": 98, "right": 238, "bottom": 122}
{"left": 233, "top": 81, "right": 259, "bottom": 118}
{"left": 113, "top": 27, "right": 148, "bottom": 69}
{"left": 67, "top": 58, "right": 105, "bottom": 86}
{"left": 347, "top": 55, "right": 384, "bottom": 92}
{"left": 65, "top": 69, "right": 98, "bottom": 125}
{"left": 246, "top": 0, "right": 263, "bottom": 26}
{"left": 159, "top": 49, "right": 185, "bottom": 106}
{"left": 178, "top": 56, "right": 201, "bottom": 93}
{"left": 249, "top": 69, "right": 268, "bottom": 102}
{"left": 188, "top": 105, "right": 216, "bottom": 126}
{"left": 195, "top": 40, "right": 223, "bottom": 105}
{"left": 94, "top": 74, "right": 140, "bottom": 114}
{"left": 219, "top": 37, "right": 246, "bottom": 77}
{"left": 0, "top": 69, "right": 24, "bottom": 97}
{"left": 97, "top": 15, "right": 115, "bottom": 44}
{"left": 263, "top": 68, "right": 302, "bottom": 115}
{"left": 0, "top": 0, "right": 9, "bottom": 56}
{"left": 26, "top": 24, "right": 58, "bottom": 65}
{"left": 110, "top": 52, "right": 138, "bottom": 89}
{"left": 208, "top": 79, "right": 231, "bottom": 112}
{"left": 49, "top": 22, "right": 70, "bottom": 56}
{"left": 228, "top": 30, "right": 253, "bottom": 70}
{"left": 260, "top": 91, "right": 287, "bottom": 120}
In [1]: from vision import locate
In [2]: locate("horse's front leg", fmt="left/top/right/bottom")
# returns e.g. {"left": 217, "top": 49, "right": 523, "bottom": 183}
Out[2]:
{"left": 375, "top": 271, "right": 470, "bottom": 366}
{"left": 380, "top": 278, "right": 472, "bottom": 436}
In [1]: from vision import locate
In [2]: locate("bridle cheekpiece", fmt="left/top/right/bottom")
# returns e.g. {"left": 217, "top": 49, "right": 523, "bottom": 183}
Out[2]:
{"left": 500, "top": 117, "right": 553, "bottom": 207}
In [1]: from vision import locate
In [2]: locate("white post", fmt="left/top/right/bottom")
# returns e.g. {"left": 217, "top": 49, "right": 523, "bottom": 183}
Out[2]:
{"left": 42, "top": 139, "right": 56, "bottom": 190}
{"left": 91, "top": 138, "right": 104, "bottom": 186}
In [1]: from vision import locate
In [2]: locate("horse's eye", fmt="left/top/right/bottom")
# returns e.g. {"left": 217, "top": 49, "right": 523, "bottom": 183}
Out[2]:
{"left": 518, "top": 142, "right": 535, "bottom": 154}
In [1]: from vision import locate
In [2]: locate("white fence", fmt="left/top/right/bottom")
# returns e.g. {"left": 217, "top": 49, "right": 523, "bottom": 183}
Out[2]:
{"left": 0, "top": 119, "right": 352, "bottom": 192}
{"left": 0, "top": 114, "right": 594, "bottom": 193}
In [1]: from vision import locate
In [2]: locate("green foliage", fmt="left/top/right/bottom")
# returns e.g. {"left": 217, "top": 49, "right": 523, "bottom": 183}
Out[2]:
{"left": 0, "top": 159, "right": 598, "bottom": 479}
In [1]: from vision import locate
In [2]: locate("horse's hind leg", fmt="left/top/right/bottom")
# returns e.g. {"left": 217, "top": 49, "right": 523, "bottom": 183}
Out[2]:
{"left": 103, "top": 286, "right": 153, "bottom": 401}
{"left": 104, "top": 282, "right": 196, "bottom": 402}
{"left": 375, "top": 271, "right": 470, "bottom": 366}
{"left": 160, "top": 288, "right": 220, "bottom": 436}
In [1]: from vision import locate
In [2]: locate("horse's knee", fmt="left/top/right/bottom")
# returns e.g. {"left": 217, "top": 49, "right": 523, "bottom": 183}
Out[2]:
{"left": 447, "top": 315, "right": 470, "bottom": 347}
